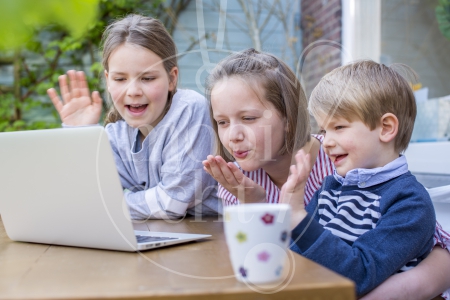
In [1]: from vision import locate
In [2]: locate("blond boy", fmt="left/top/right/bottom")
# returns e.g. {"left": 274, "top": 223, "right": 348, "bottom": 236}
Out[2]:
{"left": 281, "top": 60, "right": 436, "bottom": 297}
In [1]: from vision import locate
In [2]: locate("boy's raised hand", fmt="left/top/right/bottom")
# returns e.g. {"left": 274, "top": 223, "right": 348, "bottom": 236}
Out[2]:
{"left": 202, "top": 155, "right": 266, "bottom": 203}
{"left": 47, "top": 70, "right": 102, "bottom": 126}
{"left": 280, "top": 149, "right": 311, "bottom": 229}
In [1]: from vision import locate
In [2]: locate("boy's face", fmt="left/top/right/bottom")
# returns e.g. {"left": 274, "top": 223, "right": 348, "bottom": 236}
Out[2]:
{"left": 315, "top": 113, "right": 387, "bottom": 177}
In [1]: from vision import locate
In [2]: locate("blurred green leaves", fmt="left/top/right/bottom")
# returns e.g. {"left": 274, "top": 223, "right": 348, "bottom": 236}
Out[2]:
{"left": 0, "top": 0, "right": 99, "bottom": 50}
{"left": 436, "top": 0, "right": 450, "bottom": 40}
{"left": 0, "top": 0, "right": 192, "bottom": 132}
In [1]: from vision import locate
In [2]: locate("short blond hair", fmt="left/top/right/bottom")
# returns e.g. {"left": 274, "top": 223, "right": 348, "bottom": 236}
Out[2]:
{"left": 309, "top": 60, "right": 417, "bottom": 153}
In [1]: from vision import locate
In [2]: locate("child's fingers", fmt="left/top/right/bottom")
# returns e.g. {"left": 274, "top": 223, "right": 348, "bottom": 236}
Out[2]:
{"left": 203, "top": 166, "right": 213, "bottom": 176}
{"left": 58, "top": 75, "right": 71, "bottom": 104}
{"left": 280, "top": 165, "right": 299, "bottom": 204}
{"left": 286, "top": 165, "right": 298, "bottom": 190}
{"left": 91, "top": 91, "right": 103, "bottom": 113}
{"left": 296, "top": 150, "right": 311, "bottom": 168}
{"left": 47, "top": 88, "right": 63, "bottom": 113}
{"left": 214, "top": 155, "right": 228, "bottom": 167}
{"left": 77, "top": 71, "right": 90, "bottom": 98}
{"left": 202, "top": 160, "right": 213, "bottom": 174}
{"left": 227, "top": 162, "right": 245, "bottom": 182}
{"left": 202, "top": 159, "right": 209, "bottom": 168}
{"left": 67, "top": 70, "right": 80, "bottom": 99}
{"left": 295, "top": 150, "right": 312, "bottom": 182}
{"left": 215, "top": 157, "right": 241, "bottom": 186}
{"left": 206, "top": 156, "right": 226, "bottom": 182}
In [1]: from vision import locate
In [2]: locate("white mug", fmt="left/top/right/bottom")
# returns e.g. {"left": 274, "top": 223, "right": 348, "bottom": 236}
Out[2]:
{"left": 223, "top": 203, "right": 291, "bottom": 284}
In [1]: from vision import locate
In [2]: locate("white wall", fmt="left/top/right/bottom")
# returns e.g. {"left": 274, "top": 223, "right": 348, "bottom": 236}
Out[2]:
{"left": 342, "top": 0, "right": 381, "bottom": 64}
{"left": 405, "top": 142, "right": 450, "bottom": 175}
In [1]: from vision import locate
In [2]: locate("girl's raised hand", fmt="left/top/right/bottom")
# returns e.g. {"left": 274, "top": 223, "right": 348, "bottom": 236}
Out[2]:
{"left": 47, "top": 70, "right": 103, "bottom": 126}
{"left": 280, "top": 149, "right": 311, "bottom": 229}
{"left": 202, "top": 155, "right": 266, "bottom": 203}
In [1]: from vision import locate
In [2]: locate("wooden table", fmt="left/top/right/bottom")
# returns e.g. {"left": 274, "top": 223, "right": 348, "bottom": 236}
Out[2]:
{"left": 0, "top": 216, "right": 355, "bottom": 299}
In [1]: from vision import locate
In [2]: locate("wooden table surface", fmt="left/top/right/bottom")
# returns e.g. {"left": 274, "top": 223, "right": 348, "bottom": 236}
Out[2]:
{"left": 0, "top": 216, "right": 355, "bottom": 299}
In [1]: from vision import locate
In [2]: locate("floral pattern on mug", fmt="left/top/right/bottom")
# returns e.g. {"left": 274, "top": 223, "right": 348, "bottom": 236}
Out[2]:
{"left": 281, "top": 230, "right": 288, "bottom": 242}
{"left": 261, "top": 213, "right": 274, "bottom": 224}
{"left": 239, "top": 266, "right": 248, "bottom": 277}
{"left": 257, "top": 251, "right": 270, "bottom": 262}
{"left": 235, "top": 231, "right": 247, "bottom": 243}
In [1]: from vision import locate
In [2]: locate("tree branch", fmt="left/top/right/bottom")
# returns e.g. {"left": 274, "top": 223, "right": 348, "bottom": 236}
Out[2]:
{"left": 259, "top": 0, "right": 280, "bottom": 33}
{"left": 237, "top": 0, "right": 262, "bottom": 50}
{"left": 178, "top": 33, "right": 210, "bottom": 59}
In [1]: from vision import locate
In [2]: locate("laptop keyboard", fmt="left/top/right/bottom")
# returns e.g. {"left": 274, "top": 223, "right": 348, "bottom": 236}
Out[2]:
{"left": 135, "top": 235, "right": 179, "bottom": 243}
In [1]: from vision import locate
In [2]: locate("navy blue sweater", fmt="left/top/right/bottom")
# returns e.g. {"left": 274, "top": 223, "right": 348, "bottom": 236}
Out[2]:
{"left": 290, "top": 171, "right": 435, "bottom": 296}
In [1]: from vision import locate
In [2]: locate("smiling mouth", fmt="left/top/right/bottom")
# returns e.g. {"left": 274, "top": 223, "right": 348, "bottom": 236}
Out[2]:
{"left": 334, "top": 154, "right": 347, "bottom": 164}
{"left": 126, "top": 104, "right": 148, "bottom": 113}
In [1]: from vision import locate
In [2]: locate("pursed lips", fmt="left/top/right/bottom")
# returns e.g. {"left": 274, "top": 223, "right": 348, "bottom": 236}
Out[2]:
{"left": 233, "top": 149, "right": 250, "bottom": 159}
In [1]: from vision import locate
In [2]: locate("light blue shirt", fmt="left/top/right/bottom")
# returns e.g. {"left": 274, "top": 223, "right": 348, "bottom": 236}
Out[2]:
{"left": 333, "top": 155, "right": 408, "bottom": 188}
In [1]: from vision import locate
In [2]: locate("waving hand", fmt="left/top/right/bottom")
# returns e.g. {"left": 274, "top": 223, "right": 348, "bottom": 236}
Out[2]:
{"left": 47, "top": 70, "right": 103, "bottom": 126}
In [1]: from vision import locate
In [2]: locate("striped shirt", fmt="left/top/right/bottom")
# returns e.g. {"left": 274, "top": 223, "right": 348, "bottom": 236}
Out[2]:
{"left": 317, "top": 188, "right": 381, "bottom": 244}
{"left": 317, "top": 156, "right": 422, "bottom": 272}
{"left": 293, "top": 170, "right": 436, "bottom": 296}
{"left": 218, "top": 135, "right": 450, "bottom": 252}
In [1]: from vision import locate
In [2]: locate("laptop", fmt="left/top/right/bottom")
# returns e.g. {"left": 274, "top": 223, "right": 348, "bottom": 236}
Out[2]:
{"left": 0, "top": 126, "right": 210, "bottom": 252}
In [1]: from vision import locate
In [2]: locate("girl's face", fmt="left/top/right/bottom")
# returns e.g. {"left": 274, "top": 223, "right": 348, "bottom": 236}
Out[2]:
{"left": 211, "top": 77, "right": 288, "bottom": 173}
{"left": 105, "top": 43, "right": 178, "bottom": 136}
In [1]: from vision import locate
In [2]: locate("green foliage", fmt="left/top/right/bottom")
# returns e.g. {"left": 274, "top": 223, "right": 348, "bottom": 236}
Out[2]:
{"left": 0, "top": 0, "right": 99, "bottom": 50}
{"left": 0, "top": 0, "right": 191, "bottom": 132}
{"left": 436, "top": 0, "right": 450, "bottom": 40}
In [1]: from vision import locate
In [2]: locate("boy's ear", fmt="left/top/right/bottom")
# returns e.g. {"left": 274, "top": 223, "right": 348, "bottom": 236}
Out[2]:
{"left": 379, "top": 113, "right": 398, "bottom": 143}
{"left": 168, "top": 67, "right": 179, "bottom": 92}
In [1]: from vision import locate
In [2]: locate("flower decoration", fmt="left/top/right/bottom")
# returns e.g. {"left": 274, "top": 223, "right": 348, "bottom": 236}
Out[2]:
{"left": 235, "top": 231, "right": 247, "bottom": 243}
{"left": 261, "top": 213, "right": 274, "bottom": 224}
{"left": 239, "top": 266, "right": 247, "bottom": 277}
{"left": 275, "top": 266, "right": 283, "bottom": 277}
{"left": 257, "top": 251, "right": 270, "bottom": 262}
{"left": 280, "top": 230, "right": 288, "bottom": 242}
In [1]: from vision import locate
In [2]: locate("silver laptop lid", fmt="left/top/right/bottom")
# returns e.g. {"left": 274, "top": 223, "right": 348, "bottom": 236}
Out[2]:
{"left": 0, "top": 127, "right": 139, "bottom": 251}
